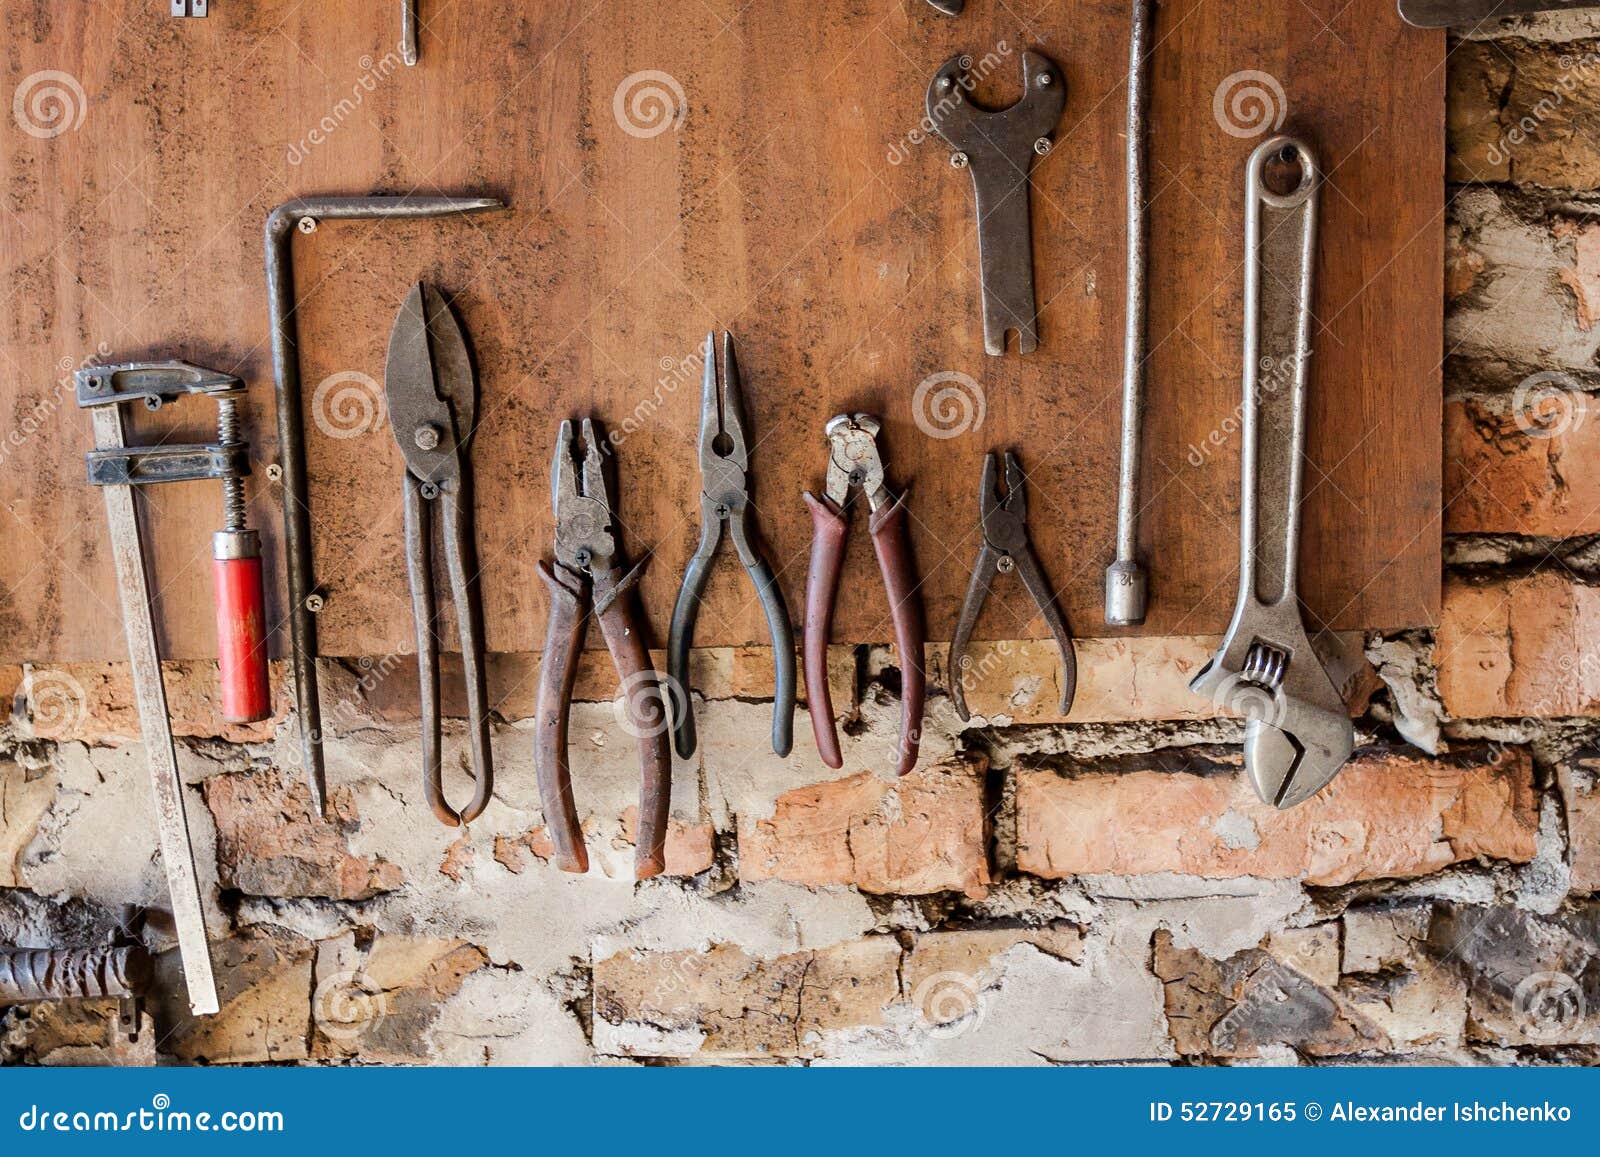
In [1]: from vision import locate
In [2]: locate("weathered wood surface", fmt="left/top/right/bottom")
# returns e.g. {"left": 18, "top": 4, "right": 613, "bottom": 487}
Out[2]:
{"left": 0, "top": 0, "right": 1441, "bottom": 662}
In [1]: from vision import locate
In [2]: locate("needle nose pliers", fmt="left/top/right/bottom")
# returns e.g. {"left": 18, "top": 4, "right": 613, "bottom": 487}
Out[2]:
{"left": 802, "top": 414, "right": 926, "bottom": 776}
{"left": 668, "top": 333, "right": 796, "bottom": 760}
{"left": 384, "top": 283, "right": 494, "bottom": 828}
{"left": 535, "top": 419, "right": 672, "bottom": 879}
{"left": 949, "top": 451, "right": 1077, "bottom": 720}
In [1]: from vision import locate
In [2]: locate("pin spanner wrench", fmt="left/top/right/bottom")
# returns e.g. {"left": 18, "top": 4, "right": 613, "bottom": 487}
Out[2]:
{"left": 1189, "top": 136, "right": 1353, "bottom": 810}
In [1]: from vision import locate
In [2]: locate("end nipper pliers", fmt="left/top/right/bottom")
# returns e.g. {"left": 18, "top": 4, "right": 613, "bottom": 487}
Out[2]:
{"left": 668, "top": 333, "right": 796, "bottom": 760}
{"left": 384, "top": 283, "right": 494, "bottom": 828}
{"left": 803, "top": 414, "right": 926, "bottom": 776}
{"left": 949, "top": 451, "right": 1077, "bottom": 720}
{"left": 535, "top": 420, "right": 672, "bottom": 880}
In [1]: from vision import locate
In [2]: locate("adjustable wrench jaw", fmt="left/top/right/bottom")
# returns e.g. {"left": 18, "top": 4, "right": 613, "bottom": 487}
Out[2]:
{"left": 1188, "top": 598, "right": 1352, "bottom": 809}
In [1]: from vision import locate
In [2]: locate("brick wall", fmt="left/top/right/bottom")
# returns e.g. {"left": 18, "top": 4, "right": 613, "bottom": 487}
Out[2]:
{"left": 5, "top": 14, "right": 1600, "bottom": 1065}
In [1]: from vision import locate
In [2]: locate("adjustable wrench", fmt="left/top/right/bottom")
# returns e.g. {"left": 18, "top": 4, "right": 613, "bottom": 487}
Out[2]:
{"left": 1189, "top": 137, "right": 1353, "bottom": 810}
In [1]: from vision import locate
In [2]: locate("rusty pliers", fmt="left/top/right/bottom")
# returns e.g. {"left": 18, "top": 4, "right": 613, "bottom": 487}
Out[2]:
{"left": 535, "top": 420, "right": 672, "bottom": 879}
{"left": 803, "top": 415, "right": 926, "bottom": 776}
{"left": 668, "top": 333, "right": 796, "bottom": 760}
{"left": 949, "top": 451, "right": 1077, "bottom": 720}
{"left": 385, "top": 283, "right": 493, "bottom": 828}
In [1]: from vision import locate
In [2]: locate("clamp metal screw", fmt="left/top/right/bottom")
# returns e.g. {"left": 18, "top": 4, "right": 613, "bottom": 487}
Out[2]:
{"left": 951, "top": 152, "right": 969, "bottom": 169}
{"left": 298, "top": 217, "right": 318, "bottom": 234}
{"left": 305, "top": 593, "right": 326, "bottom": 613}
{"left": 1034, "top": 137, "right": 1052, "bottom": 156}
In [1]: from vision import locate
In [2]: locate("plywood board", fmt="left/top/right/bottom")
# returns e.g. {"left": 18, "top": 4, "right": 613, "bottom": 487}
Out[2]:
{"left": 0, "top": 0, "right": 1442, "bottom": 662}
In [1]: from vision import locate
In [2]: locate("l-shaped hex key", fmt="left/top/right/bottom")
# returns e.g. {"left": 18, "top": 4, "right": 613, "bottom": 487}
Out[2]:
{"left": 265, "top": 195, "right": 505, "bottom": 816}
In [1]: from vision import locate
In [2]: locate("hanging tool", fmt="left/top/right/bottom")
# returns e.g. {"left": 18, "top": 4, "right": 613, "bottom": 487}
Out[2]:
{"left": 926, "top": 0, "right": 964, "bottom": 12}
{"left": 1188, "top": 136, "right": 1354, "bottom": 810}
{"left": 803, "top": 415, "right": 925, "bottom": 776}
{"left": 535, "top": 419, "right": 672, "bottom": 879}
{"left": 76, "top": 360, "right": 272, "bottom": 1017}
{"left": 927, "top": 50, "right": 1066, "bottom": 355}
{"left": 266, "top": 194, "right": 505, "bottom": 819}
{"left": 384, "top": 283, "right": 493, "bottom": 827}
{"left": 668, "top": 332, "right": 795, "bottom": 760}
{"left": 949, "top": 451, "right": 1076, "bottom": 720}
{"left": 1398, "top": 0, "right": 1590, "bottom": 24}
{"left": 1106, "top": 0, "right": 1154, "bottom": 628}
{"left": 402, "top": 0, "right": 419, "bottom": 65}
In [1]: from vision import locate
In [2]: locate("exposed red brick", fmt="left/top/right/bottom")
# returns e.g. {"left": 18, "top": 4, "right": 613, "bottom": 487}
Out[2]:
{"left": 617, "top": 807, "right": 715, "bottom": 877}
{"left": 493, "top": 828, "right": 556, "bottom": 874}
{"left": 1016, "top": 748, "right": 1536, "bottom": 887}
{"left": 737, "top": 755, "right": 991, "bottom": 899}
{"left": 203, "top": 768, "right": 404, "bottom": 901}
{"left": 1435, "top": 574, "right": 1600, "bottom": 718}
{"left": 1445, "top": 396, "right": 1600, "bottom": 538}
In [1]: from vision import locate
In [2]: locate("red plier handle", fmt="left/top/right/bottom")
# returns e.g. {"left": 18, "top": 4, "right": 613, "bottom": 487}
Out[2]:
{"left": 802, "top": 490, "right": 925, "bottom": 776}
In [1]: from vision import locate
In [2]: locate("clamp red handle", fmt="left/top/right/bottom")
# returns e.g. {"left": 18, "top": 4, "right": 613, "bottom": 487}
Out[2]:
{"left": 214, "top": 531, "right": 270, "bottom": 724}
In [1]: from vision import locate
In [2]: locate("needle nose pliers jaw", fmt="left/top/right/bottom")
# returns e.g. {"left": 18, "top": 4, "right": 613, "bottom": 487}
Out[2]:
{"left": 668, "top": 333, "right": 796, "bottom": 761}
{"left": 803, "top": 414, "right": 926, "bottom": 776}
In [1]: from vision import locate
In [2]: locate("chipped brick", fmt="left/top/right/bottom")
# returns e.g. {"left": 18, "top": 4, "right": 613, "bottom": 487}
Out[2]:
{"left": 1016, "top": 747, "right": 1536, "bottom": 886}
{"left": 737, "top": 755, "right": 991, "bottom": 899}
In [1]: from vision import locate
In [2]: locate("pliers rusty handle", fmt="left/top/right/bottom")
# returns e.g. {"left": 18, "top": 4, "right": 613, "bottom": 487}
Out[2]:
{"left": 534, "top": 419, "right": 672, "bottom": 879}
{"left": 802, "top": 415, "right": 926, "bottom": 776}
{"left": 386, "top": 283, "right": 494, "bottom": 827}
{"left": 668, "top": 333, "right": 796, "bottom": 760}
{"left": 949, "top": 451, "right": 1076, "bottom": 720}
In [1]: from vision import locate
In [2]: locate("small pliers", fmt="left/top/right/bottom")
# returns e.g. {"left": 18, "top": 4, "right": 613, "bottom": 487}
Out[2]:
{"left": 803, "top": 415, "right": 926, "bottom": 776}
{"left": 535, "top": 419, "right": 672, "bottom": 879}
{"left": 949, "top": 451, "right": 1077, "bottom": 720}
{"left": 668, "top": 333, "right": 796, "bottom": 760}
{"left": 384, "top": 283, "right": 493, "bottom": 828}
